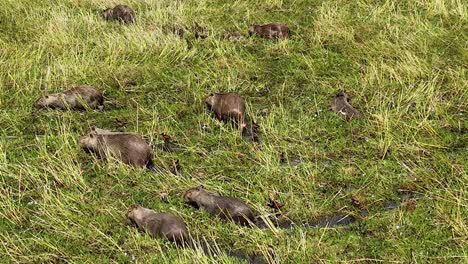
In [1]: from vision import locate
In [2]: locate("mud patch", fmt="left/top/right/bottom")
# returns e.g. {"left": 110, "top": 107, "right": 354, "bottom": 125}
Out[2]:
{"left": 383, "top": 190, "right": 420, "bottom": 211}
{"left": 279, "top": 152, "right": 303, "bottom": 167}
{"left": 255, "top": 213, "right": 357, "bottom": 229}
{"left": 304, "top": 213, "right": 357, "bottom": 228}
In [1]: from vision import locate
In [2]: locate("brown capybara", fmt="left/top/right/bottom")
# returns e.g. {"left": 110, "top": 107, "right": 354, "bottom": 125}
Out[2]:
{"left": 184, "top": 185, "right": 255, "bottom": 226}
{"left": 34, "top": 85, "right": 103, "bottom": 111}
{"left": 79, "top": 127, "right": 153, "bottom": 168}
{"left": 248, "top": 23, "right": 289, "bottom": 39}
{"left": 126, "top": 205, "right": 188, "bottom": 245}
{"left": 101, "top": 5, "right": 135, "bottom": 24}
{"left": 204, "top": 92, "right": 246, "bottom": 129}
{"left": 331, "top": 91, "right": 361, "bottom": 120}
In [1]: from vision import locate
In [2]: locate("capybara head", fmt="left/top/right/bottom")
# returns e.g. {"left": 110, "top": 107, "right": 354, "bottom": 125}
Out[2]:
{"left": 79, "top": 129, "right": 99, "bottom": 152}
{"left": 204, "top": 93, "right": 217, "bottom": 109}
{"left": 126, "top": 204, "right": 141, "bottom": 219}
{"left": 34, "top": 95, "right": 60, "bottom": 109}
{"left": 248, "top": 25, "right": 259, "bottom": 36}
{"left": 100, "top": 8, "right": 113, "bottom": 20}
{"left": 183, "top": 185, "right": 205, "bottom": 207}
{"left": 126, "top": 204, "right": 141, "bottom": 226}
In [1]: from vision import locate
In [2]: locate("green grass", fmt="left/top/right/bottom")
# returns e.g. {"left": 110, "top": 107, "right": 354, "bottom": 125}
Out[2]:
{"left": 1, "top": 0, "right": 467, "bottom": 263}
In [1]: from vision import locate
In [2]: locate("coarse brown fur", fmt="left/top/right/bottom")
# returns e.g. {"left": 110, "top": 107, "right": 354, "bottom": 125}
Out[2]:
{"left": 101, "top": 5, "right": 135, "bottom": 24}
{"left": 331, "top": 91, "right": 361, "bottom": 120}
{"left": 34, "top": 85, "right": 103, "bottom": 111}
{"left": 79, "top": 128, "right": 153, "bottom": 168}
{"left": 204, "top": 92, "right": 246, "bottom": 129}
{"left": 183, "top": 185, "right": 255, "bottom": 226}
{"left": 248, "top": 23, "right": 289, "bottom": 39}
{"left": 126, "top": 205, "right": 188, "bottom": 245}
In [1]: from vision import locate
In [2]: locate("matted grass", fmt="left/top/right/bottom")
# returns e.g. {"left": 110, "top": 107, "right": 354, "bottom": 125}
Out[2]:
{"left": 0, "top": 0, "right": 466, "bottom": 263}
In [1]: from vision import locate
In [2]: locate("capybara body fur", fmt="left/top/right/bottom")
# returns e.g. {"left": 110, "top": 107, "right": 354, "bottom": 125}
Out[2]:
{"left": 249, "top": 23, "right": 289, "bottom": 39}
{"left": 34, "top": 85, "right": 103, "bottom": 110}
{"left": 331, "top": 91, "right": 361, "bottom": 120}
{"left": 126, "top": 205, "right": 188, "bottom": 244}
{"left": 184, "top": 185, "right": 255, "bottom": 225}
{"left": 79, "top": 127, "right": 152, "bottom": 168}
{"left": 101, "top": 5, "right": 135, "bottom": 24}
{"left": 204, "top": 92, "right": 246, "bottom": 128}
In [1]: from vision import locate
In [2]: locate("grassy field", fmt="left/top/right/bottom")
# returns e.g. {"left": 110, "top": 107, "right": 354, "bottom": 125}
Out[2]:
{"left": 1, "top": 0, "right": 467, "bottom": 263}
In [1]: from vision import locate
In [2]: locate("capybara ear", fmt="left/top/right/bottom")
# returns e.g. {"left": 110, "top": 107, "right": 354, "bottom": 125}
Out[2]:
{"left": 210, "top": 93, "right": 214, "bottom": 96}
{"left": 91, "top": 125, "right": 96, "bottom": 131}
{"left": 197, "top": 185, "right": 204, "bottom": 190}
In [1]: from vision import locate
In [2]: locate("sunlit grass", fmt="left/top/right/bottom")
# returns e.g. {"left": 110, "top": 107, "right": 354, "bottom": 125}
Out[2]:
{"left": 0, "top": 0, "right": 466, "bottom": 263}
